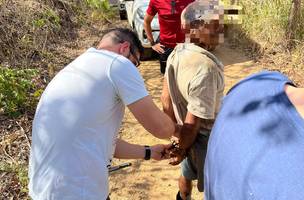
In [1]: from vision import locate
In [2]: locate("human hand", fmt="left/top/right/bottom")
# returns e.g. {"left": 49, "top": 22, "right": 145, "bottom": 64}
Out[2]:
{"left": 150, "top": 143, "right": 171, "bottom": 160}
{"left": 167, "top": 140, "right": 187, "bottom": 165}
{"left": 173, "top": 123, "right": 198, "bottom": 150}
{"left": 169, "top": 152, "right": 186, "bottom": 165}
{"left": 152, "top": 43, "right": 165, "bottom": 54}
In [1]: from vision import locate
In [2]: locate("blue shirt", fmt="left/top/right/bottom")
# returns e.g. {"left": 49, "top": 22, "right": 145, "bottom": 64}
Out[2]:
{"left": 204, "top": 71, "right": 304, "bottom": 200}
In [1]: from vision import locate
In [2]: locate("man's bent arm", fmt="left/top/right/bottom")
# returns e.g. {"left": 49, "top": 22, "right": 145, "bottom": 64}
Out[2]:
{"left": 128, "top": 96, "right": 175, "bottom": 139}
{"left": 161, "top": 78, "right": 177, "bottom": 122}
{"left": 178, "top": 112, "right": 201, "bottom": 150}
{"left": 114, "top": 139, "right": 171, "bottom": 160}
{"left": 114, "top": 139, "right": 145, "bottom": 159}
{"left": 144, "top": 13, "right": 165, "bottom": 54}
{"left": 144, "top": 14, "right": 155, "bottom": 45}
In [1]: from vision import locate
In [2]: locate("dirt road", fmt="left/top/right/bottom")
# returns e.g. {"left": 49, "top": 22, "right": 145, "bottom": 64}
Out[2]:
{"left": 109, "top": 43, "right": 261, "bottom": 200}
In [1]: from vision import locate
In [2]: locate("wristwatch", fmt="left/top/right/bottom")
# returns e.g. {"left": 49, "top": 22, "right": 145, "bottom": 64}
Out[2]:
{"left": 144, "top": 145, "right": 151, "bottom": 160}
{"left": 150, "top": 40, "right": 156, "bottom": 46}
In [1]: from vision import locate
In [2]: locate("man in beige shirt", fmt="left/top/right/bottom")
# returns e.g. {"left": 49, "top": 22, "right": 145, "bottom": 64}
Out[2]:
{"left": 161, "top": 1, "right": 225, "bottom": 199}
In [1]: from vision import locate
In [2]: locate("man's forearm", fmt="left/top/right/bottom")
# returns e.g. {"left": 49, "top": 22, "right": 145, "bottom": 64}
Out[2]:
{"left": 114, "top": 139, "right": 145, "bottom": 159}
{"left": 128, "top": 96, "right": 175, "bottom": 139}
{"left": 144, "top": 16, "right": 154, "bottom": 44}
{"left": 145, "top": 25, "right": 154, "bottom": 44}
{"left": 162, "top": 99, "right": 176, "bottom": 122}
{"left": 177, "top": 112, "right": 201, "bottom": 150}
{"left": 178, "top": 123, "right": 200, "bottom": 150}
{"left": 114, "top": 139, "right": 170, "bottom": 161}
{"left": 161, "top": 78, "right": 177, "bottom": 122}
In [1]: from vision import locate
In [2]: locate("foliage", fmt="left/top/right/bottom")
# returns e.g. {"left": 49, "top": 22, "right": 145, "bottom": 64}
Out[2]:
{"left": 85, "top": 0, "right": 111, "bottom": 11}
{"left": 0, "top": 0, "right": 117, "bottom": 68}
{"left": 0, "top": 162, "right": 29, "bottom": 198}
{"left": 0, "top": 67, "right": 40, "bottom": 117}
{"left": 242, "top": 1, "right": 290, "bottom": 44}
{"left": 85, "top": 0, "right": 117, "bottom": 21}
{"left": 0, "top": 1, "right": 64, "bottom": 68}
{"left": 226, "top": 0, "right": 304, "bottom": 49}
{"left": 32, "top": 8, "right": 61, "bottom": 30}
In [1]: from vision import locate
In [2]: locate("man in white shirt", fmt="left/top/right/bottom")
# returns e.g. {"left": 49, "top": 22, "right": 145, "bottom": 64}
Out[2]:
{"left": 29, "top": 28, "right": 176, "bottom": 200}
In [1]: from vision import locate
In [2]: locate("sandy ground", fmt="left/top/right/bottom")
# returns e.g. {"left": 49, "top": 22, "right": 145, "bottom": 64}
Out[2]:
{"left": 108, "top": 43, "right": 262, "bottom": 200}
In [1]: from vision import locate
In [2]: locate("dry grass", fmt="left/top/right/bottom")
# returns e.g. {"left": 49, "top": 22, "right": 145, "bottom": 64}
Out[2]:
{"left": 0, "top": 1, "right": 121, "bottom": 199}
{"left": 0, "top": 0, "right": 303, "bottom": 199}
{"left": 225, "top": 0, "right": 304, "bottom": 86}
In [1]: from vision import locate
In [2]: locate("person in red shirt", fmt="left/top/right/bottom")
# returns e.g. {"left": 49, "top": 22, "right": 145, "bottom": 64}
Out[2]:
{"left": 144, "top": 0, "right": 194, "bottom": 74}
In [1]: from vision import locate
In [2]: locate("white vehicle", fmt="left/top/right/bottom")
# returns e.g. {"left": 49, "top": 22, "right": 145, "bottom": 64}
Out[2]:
{"left": 118, "top": 0, "right": 127, "bottom": 19}
{"left": 119, "top": 0, "right": 160, "bottom": 59}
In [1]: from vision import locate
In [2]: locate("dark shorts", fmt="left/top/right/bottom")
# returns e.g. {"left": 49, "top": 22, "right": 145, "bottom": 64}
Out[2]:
{"left": 159, "top": 46, "right": 174, "bottom": 74}
{"left": 181, "top": 131, "right": 210, "bottom": 192}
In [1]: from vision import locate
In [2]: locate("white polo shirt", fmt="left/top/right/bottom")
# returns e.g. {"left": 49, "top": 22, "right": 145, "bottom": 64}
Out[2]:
{"left": 29, "top": 48, "right": 148, "bottom": 200}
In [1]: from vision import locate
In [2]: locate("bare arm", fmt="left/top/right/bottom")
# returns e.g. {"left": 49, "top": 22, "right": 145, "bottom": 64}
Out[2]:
{"left": 144, "top": 13, "right": 155, "bottom": 45}
{"left": 114, "top": 139, "right": 145, "bottom": 159}
{"left": 144, "top": 13, "right": 165, "bottom": 54}
{"left": 128, "top": 95, "right": 175, "bottom": 139}
{"left": 285, "top": 85, "right": 304, "bottom": 118}
{"left": 178, "top": 112, "right": 201, "bottom": 150}
{"left": 161, "top": 77, "right": 177, "bottom": 122}
{"left": 114, "top": 139, "right": 171, "bottom": 160}
{"left": 168, "top": 112, "right": 201, "bottom": 165}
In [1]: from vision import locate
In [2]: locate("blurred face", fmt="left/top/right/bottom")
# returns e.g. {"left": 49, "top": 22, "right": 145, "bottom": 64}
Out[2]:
{"left": 200, "top": 20, "right": 224, "bottom": 46}
{"left": 184, "top": 19, "right": 224, "bottom": 50}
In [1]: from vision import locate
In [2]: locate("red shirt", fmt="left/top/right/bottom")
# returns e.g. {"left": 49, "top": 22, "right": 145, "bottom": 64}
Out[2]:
{"left": 146, "top": 0, "right": 194, "bottom": 48}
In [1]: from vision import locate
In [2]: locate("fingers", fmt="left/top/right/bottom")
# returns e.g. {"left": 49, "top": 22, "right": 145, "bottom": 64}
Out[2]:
{"left": 163, "top": 143, "right": 173, "bottom": 149}
{"left": 149, "top": 143, "right": 186, "bottom": 163}
{"left": 152, "top": 43, "right": 165, "bottom": 54}
{"left": 167, "top": 140, "right": 186, "bottom": 165}
{"left": 151, "top": 144, "right": 171, "bottom": 160}
{"left": 169, "top": 156, "right": 183, "bottom": 165}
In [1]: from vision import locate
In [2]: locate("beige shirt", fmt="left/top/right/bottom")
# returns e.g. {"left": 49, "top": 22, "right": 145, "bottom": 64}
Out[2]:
{"left": 165, "top": 43, "right": 224, "bottom": 131}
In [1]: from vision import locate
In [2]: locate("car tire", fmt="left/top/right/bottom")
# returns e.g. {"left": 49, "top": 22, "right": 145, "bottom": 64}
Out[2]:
{"left": 119, "top": 11, "right": 127, "bottom": 20}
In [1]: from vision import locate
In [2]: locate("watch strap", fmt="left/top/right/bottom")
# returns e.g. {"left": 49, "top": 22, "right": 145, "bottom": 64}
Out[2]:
{"left": 144, "top": 145, "right": 151, "bottom": 160}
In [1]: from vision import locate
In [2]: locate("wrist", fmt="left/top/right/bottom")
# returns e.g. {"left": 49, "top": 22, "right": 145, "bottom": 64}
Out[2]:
{"left": 144, "top": 145, "right": 151, "bottom": 160}
{"left": 150, "top": 40, "right": 156, "bottom": 46}
{"left": 173, "top": 124, "right": 182, "bottom": 138}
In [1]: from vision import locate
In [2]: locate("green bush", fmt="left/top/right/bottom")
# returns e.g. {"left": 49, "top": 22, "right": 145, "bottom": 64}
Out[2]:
{"left": 32, "top": 9, "right": 61, "bottom": 30}
{"left": 224, "top": 0, "right": 304, "bottom": 50}
{"left": 0, "top": 67, "right": 39, "bottom": 117}
{"left": 240, "top": 0, "right": 291, "bottom": 46}
{"left": 85, "top": 0, "right": 117, "bottom": 21}
{"left": 0, "top": 162, "right": 29, "bottom": 197}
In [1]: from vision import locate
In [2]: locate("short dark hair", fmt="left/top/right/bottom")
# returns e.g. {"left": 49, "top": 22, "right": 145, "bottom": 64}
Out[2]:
{"left": 102, "top": 28, "right": 144, "bottom": 55}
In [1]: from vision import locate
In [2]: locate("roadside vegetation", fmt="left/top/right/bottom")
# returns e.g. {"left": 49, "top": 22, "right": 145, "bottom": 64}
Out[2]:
{"left": 0, "top": 0, "right": 303, "bottom": 199}
{"left": 0, "top": 0, "right": 118, "bottom": 199}
{"left": 225, "top": 0, "right": 303, "bottom": 86}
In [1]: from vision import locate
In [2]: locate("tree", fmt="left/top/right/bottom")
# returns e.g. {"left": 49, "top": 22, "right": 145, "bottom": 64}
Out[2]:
{"left": 286, "top": 0, "right": 301, "bottom": 49}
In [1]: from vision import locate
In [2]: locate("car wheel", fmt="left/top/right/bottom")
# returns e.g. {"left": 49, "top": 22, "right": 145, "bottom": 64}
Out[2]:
{"left": 119, "top": 11, "right": 127, "bottom": 20}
